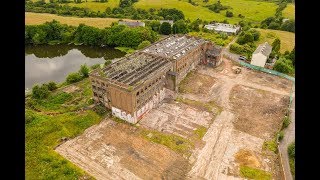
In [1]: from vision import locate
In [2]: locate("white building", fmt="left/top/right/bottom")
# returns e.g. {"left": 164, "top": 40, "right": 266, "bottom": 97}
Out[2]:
{"left": 251, "top": 42, "right": 273, "bottom": 67}
{"left": 118, "top": 21, "right": 145, "bottom": 27}
{"left": 204, "top": 23, "right": 241, "bottom": 35}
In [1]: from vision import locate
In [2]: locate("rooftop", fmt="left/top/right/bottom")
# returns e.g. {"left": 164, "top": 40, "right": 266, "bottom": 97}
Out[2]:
{"left": 253, "top": 42, "right": 272, "bottom": 57}
{"left": 118, "top": 21, "right": 145, "bottom": 27}
{"left": 142, "top": 35, "right": 206, "bottom": 60}
{"left": 204, "top": 23, "right": 240, "bottom": 33}
{"left": 92, "top": 52, "right": 171, "bottom": 89}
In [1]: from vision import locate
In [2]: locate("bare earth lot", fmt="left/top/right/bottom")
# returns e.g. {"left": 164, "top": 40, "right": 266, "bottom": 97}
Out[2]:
{"left": 56, "top": 58, "right": 293, "bottom": 179}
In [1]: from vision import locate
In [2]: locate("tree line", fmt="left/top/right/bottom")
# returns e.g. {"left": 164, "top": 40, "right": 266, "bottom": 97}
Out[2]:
{"left": 25, "top": 20, "right": 158, "bottom": 48}
{"left": 26, "top": 1, "right": 185, "bottom": 21}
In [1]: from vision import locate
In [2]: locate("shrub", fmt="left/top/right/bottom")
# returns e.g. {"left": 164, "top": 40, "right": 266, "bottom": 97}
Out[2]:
{"left": 66, "top": 72, "right": 83, "bottom": 84}
{"left": 90, "top": 64, "right": 100, "bottom": 70}
{"left": 79, "top": 64, "right": 89, "bottom": 78}
{"left": 226, "top": 11, "right": 233, "bottom": 17}
{"left": 137, "top": 40, "right": 151, "bottom": 49}
{"left": 277, "top": 131, "right": 284, "bottom": 141}
{"left": 288, "top": 142, "right": 295, "bottom": 159}
{"left": 104, "top": 60, "right": 112, "bottom": 66}
{"left": 32, "top": 85, "right": 50, "bottom": 99}
{"left": 240, "top": 166, "right": 272, "bottom": 180}
{"left": 282, "top": 116, "right": 291, "bottom": 129}
{"left": 25, "top": 110, "right": 36, "bottom": 124}
{"left": 47, "top": 81, "right": 58, "bottom": 91}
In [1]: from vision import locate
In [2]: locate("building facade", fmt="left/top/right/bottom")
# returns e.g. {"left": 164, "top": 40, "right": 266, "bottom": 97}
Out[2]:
{"left": 89, "top": 35, "right": 222, "bottom": 123}
{"left": 251, "top": 42, "right": 272, "bottom": 67}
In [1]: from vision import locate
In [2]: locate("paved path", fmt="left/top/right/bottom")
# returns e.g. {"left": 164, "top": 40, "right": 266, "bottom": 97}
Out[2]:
{"left": 279, "top": 86, "right": 295, "bottom": 180}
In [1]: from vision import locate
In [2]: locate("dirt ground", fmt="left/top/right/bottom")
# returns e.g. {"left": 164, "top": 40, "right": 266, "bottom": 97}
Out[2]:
{"left": 138, "top": 100, "right": 214, "bottom": 139}
{"left": 55, "top": 119, "right": 190, "bottom": 180}
{"left": 179, "top": 72, "right": 217, "bottom": 94}
{"left": 56, "top": 58, "right": 293, "bottom": 180}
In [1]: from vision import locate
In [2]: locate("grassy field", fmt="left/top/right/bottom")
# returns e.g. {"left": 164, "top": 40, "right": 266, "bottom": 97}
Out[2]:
{"left": 25, "top": 12, "right": 135, "bottom": 28}
{"left": 255, "top": 28, "right": 295, "bottom": 53}
{"left": 135, "top": 0, "right": 277, "bottom": 23}
{"left": 25, "top": 78, "right": 106, "bottom": 179}
{"left": 283, "top": 3, "right": 295, "bottom": 20}
{"left": 68, "top": 0, "right": 120, "bottom": 12}
{"left": 56, "top": 0, "right": 277, "bottom": 24}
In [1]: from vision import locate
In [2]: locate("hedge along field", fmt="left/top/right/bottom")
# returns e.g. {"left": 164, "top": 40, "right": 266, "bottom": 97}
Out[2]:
{"left": 68, "top": 0, "right": 120, "bottom": 12}
{"left": 283, "top": 3, "right": 295, "bottom": 20}
{"left": 254, "top": 28, "right": 295, "bottom": 53}
{"left": 25, "top": 12, "right": 135, "bottom": 29}
{"left": 134, "top": 0, "right": 277, "bottom": 23}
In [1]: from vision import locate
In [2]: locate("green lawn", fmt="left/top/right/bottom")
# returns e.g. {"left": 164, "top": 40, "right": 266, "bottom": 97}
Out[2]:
{"left": 283, "top": 3, "right": 295, "bottom": 20}
{"left": 25, "top": 78, "right": 105, "bottom": 179}
{"left": 254, "top": 28, "right": 295, "bottom": 53}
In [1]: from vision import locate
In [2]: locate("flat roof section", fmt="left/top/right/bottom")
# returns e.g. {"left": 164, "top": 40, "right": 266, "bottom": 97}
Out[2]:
{"left": 142, "top": 35, "right": 206, "bottom": 60}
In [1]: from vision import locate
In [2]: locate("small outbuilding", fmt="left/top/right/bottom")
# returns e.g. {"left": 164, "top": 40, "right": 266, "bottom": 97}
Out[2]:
{"left": 250, "top": 42, "right": 273, "bottom": 67}
{"left": 118, "top": 21, "right": 145, "bottom": 27}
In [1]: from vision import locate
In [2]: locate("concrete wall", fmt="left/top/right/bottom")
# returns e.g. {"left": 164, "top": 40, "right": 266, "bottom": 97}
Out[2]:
{"left": 251, "top": 53, "right": 267, "bottom": 67}
{"left": 111, "top": 88, "right": 166, "bottom": 124}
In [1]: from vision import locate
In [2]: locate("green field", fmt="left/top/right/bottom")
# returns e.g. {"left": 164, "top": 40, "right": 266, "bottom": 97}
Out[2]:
{"left": 283, "top": 3, "right": 295, "bottom": 19}
{"left": 26, "top": 78, "right": 105, "bottom": 179}
{"left": 255, "top": 28, "right": 295, "bottom": 53}
{"left": 68, "top": 0, "right": 120, "bottom": 12}
{"left": 59, "top": 0, "right": 278, "bottom": 24}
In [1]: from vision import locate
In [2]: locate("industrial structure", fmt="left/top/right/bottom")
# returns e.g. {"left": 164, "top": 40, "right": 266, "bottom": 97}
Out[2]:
{"left": 204, "top": 23, "right": 241, "bottom": 35}
{"left": 89, "top": 35, "right": 222, "bottom": 123}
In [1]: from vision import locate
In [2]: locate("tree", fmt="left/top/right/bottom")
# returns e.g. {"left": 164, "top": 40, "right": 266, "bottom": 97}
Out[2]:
{"left": 158, "top": 8, "right": 185, "bottom": 21}
{"left": 47, "top": 82, "right": 58, "bottom": 91}
{"left": 32, "top": 85, "right": 49, "bottom": 99}
{"left": 273, "top": 57, "right": 294, "bottom": 75}
{"left": 236, "top": 32, "right": 254, "bottom": 45}
{"left": 248, "top": 29, "right": 260, "bottom": 41}
{"left": 159, "top": 22, "right": 172, "bottom": 35}
{"left": 268, "top": 22, "right": 281, "bottom": 30}
{"left": 138, "top": 40, "right": 151, "bottom": 49}
{"left": 149, "top": 20, "right": 161, "bottom": 32}
{"left": 280, "top": 19, "right": 295, "bottom": 32}
{"left": 226, "top": 11, "right": 233, "bottom": 17}
{"left": 79, "top": 64, "right": 90, "bottom": 77}
{"left": 119, "top": 0, "right": 132, "bottom": 8}
{"left": 172, "top": 20, "right": 188, "bottom": 34}
{"left": 272, "top": 38, "right": 281, "bottom": 54}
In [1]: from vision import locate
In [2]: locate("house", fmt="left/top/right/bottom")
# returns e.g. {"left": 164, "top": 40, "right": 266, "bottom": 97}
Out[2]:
{"left": 160, "top": 20, "right": 174, "bottom": 26}
{"left": 118, "top": 21, "right": 145, "bottom": 27}
{"left": 250, "top": 42, "right": 273, "bottom": 67}
{"left": 89, "top": 35, "right": 222, "bottom": 124}
{"left": 204, "top": 23, "right": 241, "bottom": 35}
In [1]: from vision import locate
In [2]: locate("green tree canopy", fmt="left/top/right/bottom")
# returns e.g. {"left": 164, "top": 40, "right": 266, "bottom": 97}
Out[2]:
{"left": 159, "top": 22, "right": 172, "bottom": 35}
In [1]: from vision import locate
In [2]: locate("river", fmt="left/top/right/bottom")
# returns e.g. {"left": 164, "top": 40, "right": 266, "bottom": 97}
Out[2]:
{"left": 25, "top": 44, "right": 126, "bottom": 90}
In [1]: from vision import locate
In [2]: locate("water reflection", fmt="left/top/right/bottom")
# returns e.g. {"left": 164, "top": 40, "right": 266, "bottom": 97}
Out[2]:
{"left": 25, "top": 45, "right": 126, "bottom": 89}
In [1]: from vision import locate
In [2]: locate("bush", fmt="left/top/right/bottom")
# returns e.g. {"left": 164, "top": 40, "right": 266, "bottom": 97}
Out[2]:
{"left": 280, "top": 19, "right": 295, "bottom": 33}
{"left": 282, "top": 116, "right": 291, "bottom": 129}
{"left": 277, "top": 131, "right": 284, "bottom": 141}
{"left": 288, "top": 142, "right": 295, "bottom": 159}
{"left": 32, "top": 85, "right": 50, "bottom": 99}
{"left": 226, "top": 11, "right": 233, "bottom": 17}
{"left": 79, "top": 64, "right": 89, "bottom": 78}
{"left": 273, "top": 57, "right": 294, "bottom": 75}
{"left": 47, "top": 81, "right": 58, "bottom": 91}
{"left": 66, "top": 72, "right": 83, "bottom": 84}
{"left": 137, "top": 40, "right": 151, "bottom": 49}
{"left": 236, "top": 32, "right": 254, "bottom": 45}
{"left": 104, "top": 60, "right": 112, "bottom": 66}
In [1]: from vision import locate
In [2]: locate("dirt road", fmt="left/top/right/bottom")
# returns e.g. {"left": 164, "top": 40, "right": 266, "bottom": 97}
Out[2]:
{"left": 279, "top": 86, "right": 295, "bottom": 180}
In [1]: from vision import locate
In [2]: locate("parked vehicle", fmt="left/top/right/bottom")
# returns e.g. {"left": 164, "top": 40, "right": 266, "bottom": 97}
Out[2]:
{"left": 238, "top": 56, "right": 247, "bottom": 61}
